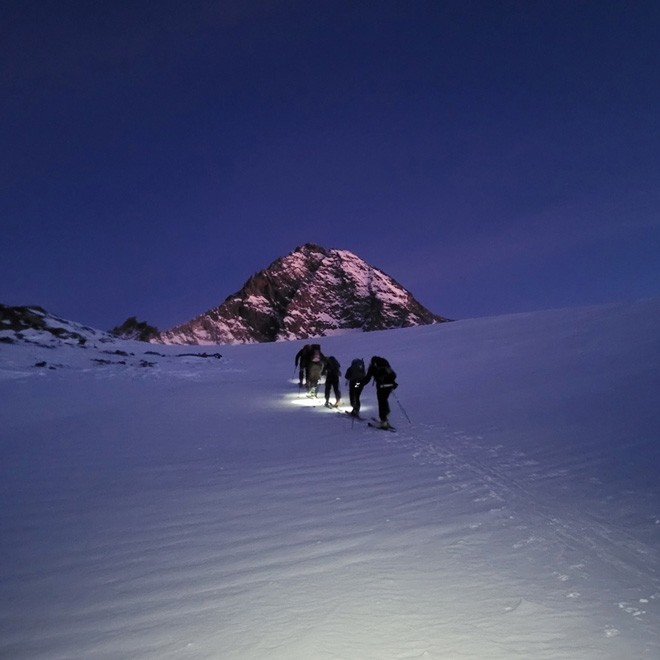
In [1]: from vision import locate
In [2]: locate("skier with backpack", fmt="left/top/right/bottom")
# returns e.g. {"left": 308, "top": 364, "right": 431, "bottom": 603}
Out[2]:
{"left": 344, "top": 357, "right": 366, "bottom": 418}
{"left": 306, "top": 344, "right": 325, "bottom": 397}
{"left": 322, "top": 356, "right": 342, "bottom": 408}
{"left": 294, "top": 344, "right": 312, "bottom": 388}
{"left": 361, "top": 356, "right": 398, "bottom": 429}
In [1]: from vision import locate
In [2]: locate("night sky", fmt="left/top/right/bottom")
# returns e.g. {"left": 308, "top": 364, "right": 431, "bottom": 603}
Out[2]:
{"left": 3, "top": 1, "right": 659, "bottom": 331}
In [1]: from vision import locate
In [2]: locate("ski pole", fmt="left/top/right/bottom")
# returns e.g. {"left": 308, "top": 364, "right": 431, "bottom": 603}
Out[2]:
{"left": 393, "top": 392, "right": 411, "bottom": 424}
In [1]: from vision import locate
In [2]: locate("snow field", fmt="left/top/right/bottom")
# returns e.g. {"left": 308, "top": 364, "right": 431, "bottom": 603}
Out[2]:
{"left": 1, "top": 299, "right": 659, "bottom": 658}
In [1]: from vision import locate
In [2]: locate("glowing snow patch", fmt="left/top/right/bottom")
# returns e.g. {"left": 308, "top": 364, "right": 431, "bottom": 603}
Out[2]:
{"left": 286, "top": 393, "right": 323, "bottom": 407}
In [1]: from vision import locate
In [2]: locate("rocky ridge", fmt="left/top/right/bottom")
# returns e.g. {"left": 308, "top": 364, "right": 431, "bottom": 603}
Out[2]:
{"left": 0, "top": 304, "right": 112, "bottom": 348}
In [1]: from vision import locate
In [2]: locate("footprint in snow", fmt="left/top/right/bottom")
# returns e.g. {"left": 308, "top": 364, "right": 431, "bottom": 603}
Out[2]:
{"left": 618, "top": 602, "right": 646, "bottom": 617}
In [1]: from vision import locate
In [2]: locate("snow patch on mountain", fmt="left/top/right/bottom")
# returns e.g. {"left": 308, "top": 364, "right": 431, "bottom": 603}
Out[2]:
{"left": 0, "top": 304, "right": 114, "bottom": 348}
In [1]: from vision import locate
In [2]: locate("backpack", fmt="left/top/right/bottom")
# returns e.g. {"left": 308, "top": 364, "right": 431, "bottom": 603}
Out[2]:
{"left": 372, "top": 356, "right": 396, "bottom": 384}
{"left": 350, "top": 358, "right": 365, "bottom": 380}
{"left": 326, "top": 356, "right": 340, "bottom": 375}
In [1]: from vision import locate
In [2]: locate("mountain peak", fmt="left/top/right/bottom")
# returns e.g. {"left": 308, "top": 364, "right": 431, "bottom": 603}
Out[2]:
{"left": 159, "top": 245, "right": 448, "bottom": 345}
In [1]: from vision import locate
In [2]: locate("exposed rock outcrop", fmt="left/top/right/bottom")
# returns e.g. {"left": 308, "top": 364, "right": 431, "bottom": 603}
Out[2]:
{"left": 159, "top": 244, "right": 448, "bottom": 345}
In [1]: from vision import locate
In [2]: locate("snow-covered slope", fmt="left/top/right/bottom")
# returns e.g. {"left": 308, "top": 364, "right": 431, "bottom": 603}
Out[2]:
{"left": 1, "top": 300, "right": 659, "bottom": 658}
{"left": 159, "top": 243, "right": 448, "bottom": 344}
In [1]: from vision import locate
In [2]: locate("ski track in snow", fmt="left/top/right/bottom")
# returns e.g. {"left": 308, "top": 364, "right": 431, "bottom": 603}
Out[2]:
{"left": 388, "top": 423, "right": 657, "bottom": 586}
{"left": 306, "top": 398, "right": 659, "bottom": 656}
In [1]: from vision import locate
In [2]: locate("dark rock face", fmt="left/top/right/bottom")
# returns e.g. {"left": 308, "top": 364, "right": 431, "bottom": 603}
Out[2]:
{"left": 159, "top": 244, "right": 448, "bottom": 345}
{"left": 110, "top": 316, "right": 160, "bottom": 342}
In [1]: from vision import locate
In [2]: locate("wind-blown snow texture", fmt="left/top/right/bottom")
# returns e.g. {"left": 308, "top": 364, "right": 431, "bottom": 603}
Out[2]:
{"left": 1, "top": 300, "right": 659, "bottom": 659}
{"left": 159, "top": 244, "right": 447, "bottom": 344}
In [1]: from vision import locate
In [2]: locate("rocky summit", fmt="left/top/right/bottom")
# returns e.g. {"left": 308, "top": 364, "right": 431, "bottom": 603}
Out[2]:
{"left": 159, "top": 244, "right": 449, "bottom": 345}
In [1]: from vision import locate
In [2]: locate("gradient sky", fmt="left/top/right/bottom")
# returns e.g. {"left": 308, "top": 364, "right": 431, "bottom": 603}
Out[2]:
{"left": 2, "top": 0, "right": 659, "bottom": 331}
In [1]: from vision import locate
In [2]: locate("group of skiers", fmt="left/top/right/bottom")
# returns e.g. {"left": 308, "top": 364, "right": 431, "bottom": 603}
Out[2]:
{"left": 294, "top": 344, "right": 398, "bottom": 430}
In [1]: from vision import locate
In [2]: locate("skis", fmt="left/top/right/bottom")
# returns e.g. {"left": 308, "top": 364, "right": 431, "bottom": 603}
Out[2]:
{"left": 345, "top": 410, "right": 371, "bottom": 424}
{"left": 342, "top": 412, "right": 395, "bottom": 431}
{"left": 367, "top": 418, "right": 396, "bottom": 432}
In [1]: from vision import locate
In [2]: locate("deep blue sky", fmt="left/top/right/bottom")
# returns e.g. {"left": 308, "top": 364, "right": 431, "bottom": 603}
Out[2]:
{"left": 2, "top": 1, "right": 659, "bottom": 330}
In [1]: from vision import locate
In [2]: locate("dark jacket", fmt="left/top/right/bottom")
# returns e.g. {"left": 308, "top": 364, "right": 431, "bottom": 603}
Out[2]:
{"left": 295, "top": 344, "right": 312, "bottom": 367}
{"left": 362, "top": 357, "right": 397, "bottom": 389}
{"left": 322, "top": 356, "right": 341, "bottom": 379}
{"left": 345, "top": 359, "right": 365, "bottom": 382}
